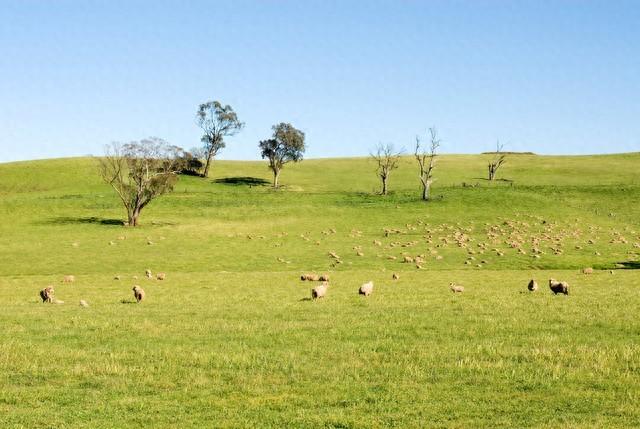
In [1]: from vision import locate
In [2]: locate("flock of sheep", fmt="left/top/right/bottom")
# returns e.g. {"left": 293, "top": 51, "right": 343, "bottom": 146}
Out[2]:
{"left": 301, "top": 272, "right": 571, "bottom": 299}
{"left": 37, "top": 265, "right": 575, "bottom": 305}
{"left": 37, "top": 268, "right": 165, "bottom": 306}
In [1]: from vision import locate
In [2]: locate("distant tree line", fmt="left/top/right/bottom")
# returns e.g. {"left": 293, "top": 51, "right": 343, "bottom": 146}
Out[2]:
{"left": 98, "top": 99, "right": 507, "bottom": 226}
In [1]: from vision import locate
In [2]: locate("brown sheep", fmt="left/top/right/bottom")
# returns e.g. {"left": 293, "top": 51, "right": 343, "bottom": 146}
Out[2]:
{"left": 359, "top": 281, "right": 374, "bottom": 296}
{"left": 301, "top": 273, "right": 320, "bottom": 281}
{"left": 311, "top": 282, "right": 328, "bottom": 299}
{"left": 549, "top": 279, "right": 569, "bottom": 295}
{"left": 528, "top": 279, "right": 538, "bottom": 292}
{"left": 450, "top": 283, "right": 464, "bottom": 293}
{"left": 63, "top": 275, "right": 75, "bottom": 283}
{"left": 40, "top": 286, "right": 54, "bottom": 303}
{"left": 133, "top": 285, "right": 146, "bottom": 302}
{"left": 156, "top": 272, "right": 166, "bottom": 281}
{"left": 582, "top": 267, "right": 594, "bottom": 275}
{"left": 318, "top": 274, "right": 330, "bottom": 282}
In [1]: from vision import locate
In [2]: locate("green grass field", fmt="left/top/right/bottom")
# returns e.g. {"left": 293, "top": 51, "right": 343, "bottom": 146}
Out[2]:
{"left": 1, "top": 153, "right": 639, "bottom": 428}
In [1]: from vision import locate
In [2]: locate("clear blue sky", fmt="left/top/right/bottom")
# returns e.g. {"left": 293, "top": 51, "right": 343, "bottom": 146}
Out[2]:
{"left": 1, "top": 0, "right": 639, "bottom": 162}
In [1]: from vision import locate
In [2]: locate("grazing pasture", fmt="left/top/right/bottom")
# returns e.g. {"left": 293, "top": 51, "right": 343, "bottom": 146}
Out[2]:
{"left": 1, "top": 154, "right": 639, "bottom": 428}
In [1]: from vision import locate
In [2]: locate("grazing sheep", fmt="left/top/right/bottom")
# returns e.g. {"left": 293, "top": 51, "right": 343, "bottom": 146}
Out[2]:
{"left": 301, "top": 273, "right": 320, "bottom": 281}
{"left": 156, "top": 272, "right": 166, "bottom": 281}
{"left": 79, "top": 300, "right": 89, "bottom": 307}
{"left": 549, "top": 279, "right": 569, "bottom": 295}
{"left": 392, "top": 273, "right": 399, "bottom": 280}
{"left": 311, "top": 282, "right": 328, "bottom": 299}
{"left": 318, "top": 274, "right": 330, "bottom": 282}
{"left": 528, "top": 279, "right": 538, "bottom": 292}
{"left": 450, "top": 283, "right": 464, "bottom": 293}
{"left": 133, "top": 285, "right": 145, "bottom": 302}
{"left": 114, "top": 275, "right": 121, "bottom": 280}
{"left": 145, "top": 269, "right": 152, "bottom": 279}
{"left": 359, "top": 281, "right": 374, "bottom": 296}
{"left": 39, "top": 286, "right": 54, "bottom": 303}
{"left": 63, "top": 275, "right": 75, "bottom": 283}
{"left": 403, "top": 256, "right": 414, "bottom": 263}
{"left": 582, "top": 267, "right": 594, "bottom": 275}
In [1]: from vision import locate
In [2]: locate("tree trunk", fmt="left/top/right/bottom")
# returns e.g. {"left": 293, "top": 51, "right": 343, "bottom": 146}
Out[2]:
{"left": 203, "top": 154, "right": 213, "bottom": 178}
{"left": 422, "top": 182, "right": 428, "bottom": 201}
{"left": 129, "top": 208, "right": 140, "bottom": 227}
{"left": 381, "top": 176, "right": 388, "bottom": 195}
{"left": 488, "top": 164, "right": 495, "bottom": 181}
{"left": 273, "top": 169, "right": 280, "bottom": 188}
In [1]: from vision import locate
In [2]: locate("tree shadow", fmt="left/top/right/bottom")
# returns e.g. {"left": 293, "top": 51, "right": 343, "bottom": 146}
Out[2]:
{"left": 43, "top": 216, "right": 124, "bottom": 226}
{"left": 471, "top": 177, "right": 514, "bottom": 183}
{"left": 615, "top": 261, "right": 640, "bottom": 270}
{"left": 213, "top": 176, "right": 270, "bottom": 186}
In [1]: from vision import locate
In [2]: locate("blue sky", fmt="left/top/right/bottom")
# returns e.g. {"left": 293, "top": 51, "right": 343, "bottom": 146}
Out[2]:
{"left": 1, "top": 0, "right": 639, "bottom": 162}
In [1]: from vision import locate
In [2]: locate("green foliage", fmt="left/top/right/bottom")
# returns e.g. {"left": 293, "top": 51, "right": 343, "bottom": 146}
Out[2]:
{"left": 259, "top": 122, "right": 306, "bottom": 187}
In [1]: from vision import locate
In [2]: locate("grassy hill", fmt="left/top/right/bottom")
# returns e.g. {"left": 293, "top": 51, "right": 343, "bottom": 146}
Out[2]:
{"left": 1, "top": 154, "right": 639, "bottom": 428}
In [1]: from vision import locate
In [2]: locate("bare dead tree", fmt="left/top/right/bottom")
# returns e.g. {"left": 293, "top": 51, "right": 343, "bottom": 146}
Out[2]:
{"left": 415, "top": 127, "right": 441, "bottom": 201}
{"left": 98, "top": 138, "right": 183, "bottom": 227}
{"left": 196, "top": 101, "right": 244, "bottom": 177}
{"left": 370, "top": 143, "right": 403, "bottom": 195}
{"left": 488, "top": 140, "right": 506, "bottom": 181}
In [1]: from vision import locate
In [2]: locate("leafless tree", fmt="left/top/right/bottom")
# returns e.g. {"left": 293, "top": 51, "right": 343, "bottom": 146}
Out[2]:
{"left": 415, "top": 127, "right": 441, "bottom": 201}
{"left": 370, "top": 143, "right": 403, "bottom": 195}
{"left": 488, "top": 140, "right": 506, "bottom": 181}
{"left": 98, "top": 138, "right": 183, "bottom": 227}
{"left": 196, "top": 101, "right": 244, "bottom": 177}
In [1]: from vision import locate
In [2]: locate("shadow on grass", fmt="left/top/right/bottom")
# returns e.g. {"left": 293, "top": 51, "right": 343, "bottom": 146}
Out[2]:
{"left": 213, "top": 176, "right": 270, "bottom": 186}
{"left": 120, "top": 299, "right": 138, "bottom": 304}
{"left": 615, "top": 261, "right": 640, "bottom": 270}
{"left": 299, "top": 297, "right": 313, "bottom": 302}
{"left": 471, "top": 177, "right": 515, "bottom": 183}
{"left": 43, "top": 216, "right": 124, "bottom": 226}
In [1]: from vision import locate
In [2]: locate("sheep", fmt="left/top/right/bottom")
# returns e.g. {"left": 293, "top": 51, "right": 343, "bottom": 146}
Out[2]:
{"left": 156, "top": 272, "right": 166, "bottom": 281}
{"left": 318, "top": 274, "right": 330, "bottom": 282}
{"left": 582, "top": 267, "right": 594, "bottom": 275}
{"left": 40, "top": 286, "right": 54, "bottom": 303}
{"left": 63, "top": 275, "right": 75, "bottom": 283}
{"left": 392, "top": 273, "right": 399, "bottom": 280}
{"left": 450, "top": 283, "right": 464, "bottom": 293}
{"left": 549, "top": 279, "right": 569, "bottom": 295}
{"left": 133, "top": 285, "right": 146, "bottom": 302}
{"left": 528, "top": 279, "right": 538, "bottom": 292}
{"left": 145, "top": 269, "right": 152, "bottom": 279}
{"left": 114, "top": 275, "right": 121, "bottom": 280}
{"left": 301, "top": 273, "right": 320, "bottom": 281}
{"left": 359, "top": 281, "right": 374, "bottom": 296}
{"left": 311, "top": 282, "right": 328, "bottom": 299}
{"left": 79, "top": 300, "right": 89, "bottom": 307}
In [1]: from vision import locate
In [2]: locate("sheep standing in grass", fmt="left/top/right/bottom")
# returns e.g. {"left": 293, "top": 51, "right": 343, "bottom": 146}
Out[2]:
{"left": 133, "top": 285, "right": 146, "bottom": 302}
{"left": 79, "top": 300, "right": 89, "bottom": 307}
{"left": 549, "top": 279, "right": 569, "bottom": 295}
{"left": 582, "top": 267, "right": 594, "bottom": 274}
{"left": 528, "top": 279, "right": 538, "bottom": 292}
{"left": 63, "top": 275, "right": 75, "bottom": 283}
{"left": 145, "top": 269, "right": 152, "bottom": 279}
{"left": 359, "top": 281, "right": 374, "bottom": 296}
{"left": 156, "top": 272, "right": 166, "bottom": 281}
{"left": 318, "top": 274, "right": 330, "bottom": 282}
{"left": 40, "top": 286, "right": 54, "bottom": 303}
{"left": 392, "top": 273, "right": 399, "bottom": 280}
{"left": 311, "top": 282, "right": 328, "bottom": 299}
{"left": 450, "top": 283, "right": 464, "bottom": 293}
